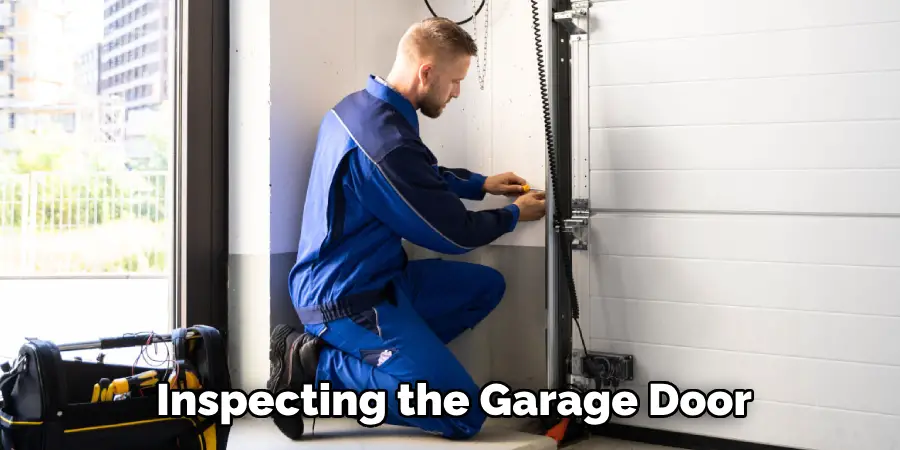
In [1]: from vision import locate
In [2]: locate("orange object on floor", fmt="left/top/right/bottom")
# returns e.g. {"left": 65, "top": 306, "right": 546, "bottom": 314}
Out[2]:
{"left": 545, "top": 417, "right": 570, "bottom": 443}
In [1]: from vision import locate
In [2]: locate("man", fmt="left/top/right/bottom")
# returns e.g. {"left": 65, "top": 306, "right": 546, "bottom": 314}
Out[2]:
{"left": 268, "top": 17, "right": 547, "bottom": 440}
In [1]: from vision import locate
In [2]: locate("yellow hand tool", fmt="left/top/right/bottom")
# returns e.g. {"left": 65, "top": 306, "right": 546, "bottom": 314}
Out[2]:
{"left": 168, "top": 368, "right": 202, "bottom": 390}
{"left": 522, "top": 184, "right": 544, "bottom": 194}
{"left": 91, "top": 378, "right": 111, "bottom": 403}
{"left": 91, "top": 370, "right": 160, "bottom": 403}
{"left": 110, "top": 370, "right": 160, "bottom": 398}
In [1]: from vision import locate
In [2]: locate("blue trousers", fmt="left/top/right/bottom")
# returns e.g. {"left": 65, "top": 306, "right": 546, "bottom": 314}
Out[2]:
{"left": 303, "top": 258, "right": 505, "bottom": 439}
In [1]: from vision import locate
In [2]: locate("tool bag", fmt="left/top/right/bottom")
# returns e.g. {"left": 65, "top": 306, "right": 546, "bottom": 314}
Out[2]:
{"left": 0, "top": 325, "right": 231, "bottom": 450}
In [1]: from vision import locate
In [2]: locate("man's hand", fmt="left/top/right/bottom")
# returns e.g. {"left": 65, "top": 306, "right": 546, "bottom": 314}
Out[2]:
{"left": 483, "top": 172, "right": 528, "bottom": 196}
{"left": 513, "top": 191, "right": 547, "bottom": 222}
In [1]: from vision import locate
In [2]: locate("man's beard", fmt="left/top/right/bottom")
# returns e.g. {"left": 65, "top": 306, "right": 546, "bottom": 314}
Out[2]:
{"left": 420, "top": 92, "right": 447, "bottom": 118}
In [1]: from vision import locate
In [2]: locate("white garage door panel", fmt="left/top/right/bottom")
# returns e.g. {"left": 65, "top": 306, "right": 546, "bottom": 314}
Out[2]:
{"left": 592, "top": 255, "right": 900, "bottom": 317}
{"left": 591, "top": 340, "right": 900, "bottom": 417}
{"left": 590, "top": 72, "right": 900, "bottom": 128}
{"left": 589, "top": 170, "right": 900, "bottom": 215}
{"left": 590, "top": 22, "right": 900, "bottom": 86}
{"left": 592, "top": 215, "right": 900, "bottom": 267}
{"left": 580, "top": 1, "right": 900, "bottom": 445}
{"left": 587, "top": 0, "right": 900, "bottom": 44}
{"left": 590, "top": 121, "right": 900, "bottom": 171}
{"left": 613, "top": 395, "right": 900, "bottom": 450}
{"left": 594, "top": 342, "right": 900, "bottom": 450}
{"left": 590, "top": 297, "right": 900, "bottom": 366}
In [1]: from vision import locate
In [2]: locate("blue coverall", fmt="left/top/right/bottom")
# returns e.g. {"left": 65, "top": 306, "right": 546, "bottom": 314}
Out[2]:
{"left": 288, "top": 75, "right": 522, "bottom": 439}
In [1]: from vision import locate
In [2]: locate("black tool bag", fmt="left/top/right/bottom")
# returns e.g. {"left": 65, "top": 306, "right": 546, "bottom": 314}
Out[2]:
{"left": 0, "top": 325, "right": 231, "bottom": 450}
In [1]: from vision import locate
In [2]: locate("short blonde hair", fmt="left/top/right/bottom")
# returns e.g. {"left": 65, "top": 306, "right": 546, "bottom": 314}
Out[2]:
{"left": 404, "top": 17, "right": 478, "bottom": 59}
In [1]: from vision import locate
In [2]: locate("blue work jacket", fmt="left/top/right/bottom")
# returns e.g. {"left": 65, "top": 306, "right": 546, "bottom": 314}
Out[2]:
{"left": 289, "top": 75, "right": 521, "bottom": 324}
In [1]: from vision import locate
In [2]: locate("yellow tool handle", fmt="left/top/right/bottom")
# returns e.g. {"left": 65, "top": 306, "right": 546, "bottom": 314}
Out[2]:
{"left": 104, "top": 370, "right": 160, "bottom": 400}
{"left": 108, "top": 379, "right": 132, "bottom": 399}
{"left": 131, "top": 369, "right": 160, "bottom": 388}
{"left": 169, "top": 368, "right": 202, "bottom": 390}
{"left": 91, "top": 371, "right": 161, "bottom": 403}
{"left": 183, "top": 370, "right": 201, "bottom": 389}
{"left": 92, "top": 378, "right": 112, "bottom": 403}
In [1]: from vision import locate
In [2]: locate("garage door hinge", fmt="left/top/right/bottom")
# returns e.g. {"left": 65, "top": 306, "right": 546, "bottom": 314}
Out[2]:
{"left": 553, "top": 1, "right": 591, "bottom": 36}
{"left": 559, "top": 198, "right": 590, "bottom": 251}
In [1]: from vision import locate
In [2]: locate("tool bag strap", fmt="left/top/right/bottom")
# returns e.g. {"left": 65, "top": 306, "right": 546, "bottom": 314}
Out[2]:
{"left": 171, "top": 327, "right": 189, "bottom": 387}
{"left": 189, "top": 325, "right": 231, "bottom": 392}
{"left": 172, "top": 324, "right": 232, "bottom": 444}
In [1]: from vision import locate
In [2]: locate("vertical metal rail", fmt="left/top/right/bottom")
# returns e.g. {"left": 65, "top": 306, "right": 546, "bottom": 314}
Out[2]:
{"left": 545, "top": 0, "right": 574, "bottom": 389}
{"left": 545, "top": 0, "right": 576, "bottom": 391}
{"left": 545, "top": 0, "right": 560, "bottom": 391}
{"left": 546, "top": 186, "right": 558, "bottom": 390}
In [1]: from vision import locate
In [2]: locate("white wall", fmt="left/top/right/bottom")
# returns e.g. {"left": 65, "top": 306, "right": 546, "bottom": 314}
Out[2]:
{"left": 582, "top": 1, "right": 900, "bottom": 449}
{"left": 432, "top": 0, "right": 551, "bottom": 248}
{"left": 228, "top": 0, "right": 272, "bottom": 390}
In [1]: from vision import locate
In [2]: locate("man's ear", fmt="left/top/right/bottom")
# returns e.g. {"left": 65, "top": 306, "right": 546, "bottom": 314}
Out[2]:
{"left": 418, "top": 63, "right": 434, "bottom": 86}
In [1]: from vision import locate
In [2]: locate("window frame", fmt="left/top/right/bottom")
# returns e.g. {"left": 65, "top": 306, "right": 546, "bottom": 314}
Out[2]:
{"left": 172, "top": 0, "right": 229, "bottom": 336}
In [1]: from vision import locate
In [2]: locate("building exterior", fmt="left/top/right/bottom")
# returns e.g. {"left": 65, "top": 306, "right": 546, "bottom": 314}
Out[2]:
{"left": 75, "top": 43, "right": 101, "bottom": 96}
{"left": 98, "top": 0, "right": 173, "bottom": 166}
{"left": 0, "top": 0, "right": 77, "bottom": 135}
{"left": 0, "top": 0, "right": 172, "bottom": 161}
{"left": 100, "top": 0, "right": 171, "bottom": 114}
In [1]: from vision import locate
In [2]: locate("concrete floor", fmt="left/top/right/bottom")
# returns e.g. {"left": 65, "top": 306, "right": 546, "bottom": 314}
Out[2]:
{"left": 226, "top": 417, "right": 681, "bottom": 450}
{"left": 566, "top": 437, "right": 680, "bottom": 450}
{"left": 227, "top": 417, "right": 555, "bottom": 449}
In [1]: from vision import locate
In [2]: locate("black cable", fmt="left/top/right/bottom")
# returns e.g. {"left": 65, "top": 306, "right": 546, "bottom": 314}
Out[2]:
{"left": 424, "top": 0, "right": 486, "bottom": 26}
{"left": 530, "top": 0, "right": 587, "bottom": 353}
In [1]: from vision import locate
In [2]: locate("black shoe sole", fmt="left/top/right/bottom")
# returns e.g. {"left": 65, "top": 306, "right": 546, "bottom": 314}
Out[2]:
{"left": 273, "top": 414, "right": 305, "bottom": 441}
{"left": 269, "top": 324, "right": 305, "bottom": 440}
{"left": 268, "top": 324, "right": 295, "bottom": 392}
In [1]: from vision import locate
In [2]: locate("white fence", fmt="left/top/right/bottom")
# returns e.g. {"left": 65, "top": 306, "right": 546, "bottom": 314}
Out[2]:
{"left": 0, "top": 171, "right": 171, "bottom": 276}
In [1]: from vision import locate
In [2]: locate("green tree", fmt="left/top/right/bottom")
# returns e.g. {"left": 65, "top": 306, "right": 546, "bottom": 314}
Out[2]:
{"left": 0, "top": 121, "right": 170, "bottom": 274}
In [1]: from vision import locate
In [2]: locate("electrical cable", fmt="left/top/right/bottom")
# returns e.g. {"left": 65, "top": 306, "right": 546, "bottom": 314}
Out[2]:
{"left": 424, "top": 0, "right": 486, "bottom": 25}
{"left": 530, "top": 0, "right": 587, "bottom": 353}
{"left": 131, "top": 331, "right": 175, "bottom": 396}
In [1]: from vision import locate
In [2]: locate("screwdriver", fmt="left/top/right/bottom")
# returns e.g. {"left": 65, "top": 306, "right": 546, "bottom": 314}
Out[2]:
{"left": 522, "top": 184, "right": 545, "bottom": 194}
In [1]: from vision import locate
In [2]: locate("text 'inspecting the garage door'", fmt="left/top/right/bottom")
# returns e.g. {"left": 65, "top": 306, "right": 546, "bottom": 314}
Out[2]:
{"left": 155, "top": 381, "right": 754, "bottom": 427}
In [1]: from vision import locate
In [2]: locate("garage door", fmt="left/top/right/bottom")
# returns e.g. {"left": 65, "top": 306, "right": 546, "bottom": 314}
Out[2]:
{"left": 573, "top": 1, "right": 900, "bottom": 448}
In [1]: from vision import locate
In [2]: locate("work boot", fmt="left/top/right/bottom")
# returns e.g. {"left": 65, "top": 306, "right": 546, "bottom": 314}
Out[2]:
{"left": 268, "top": 324, "right": 322, "bottom": 440}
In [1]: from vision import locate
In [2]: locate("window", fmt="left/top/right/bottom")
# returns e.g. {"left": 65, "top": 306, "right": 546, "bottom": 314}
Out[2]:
{"left": 0, "top": 0, "right": 227, "bottom": 364}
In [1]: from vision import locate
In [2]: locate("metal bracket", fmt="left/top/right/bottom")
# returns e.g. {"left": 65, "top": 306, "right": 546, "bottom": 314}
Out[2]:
{"left": 553, "top": 0, "right": 590, "bottom": 35}
{"left": 572, "top": 348, "right": 635, "bottom": 390}
{"left": 558, "top": 198, "right": 589, "bottom": 250}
